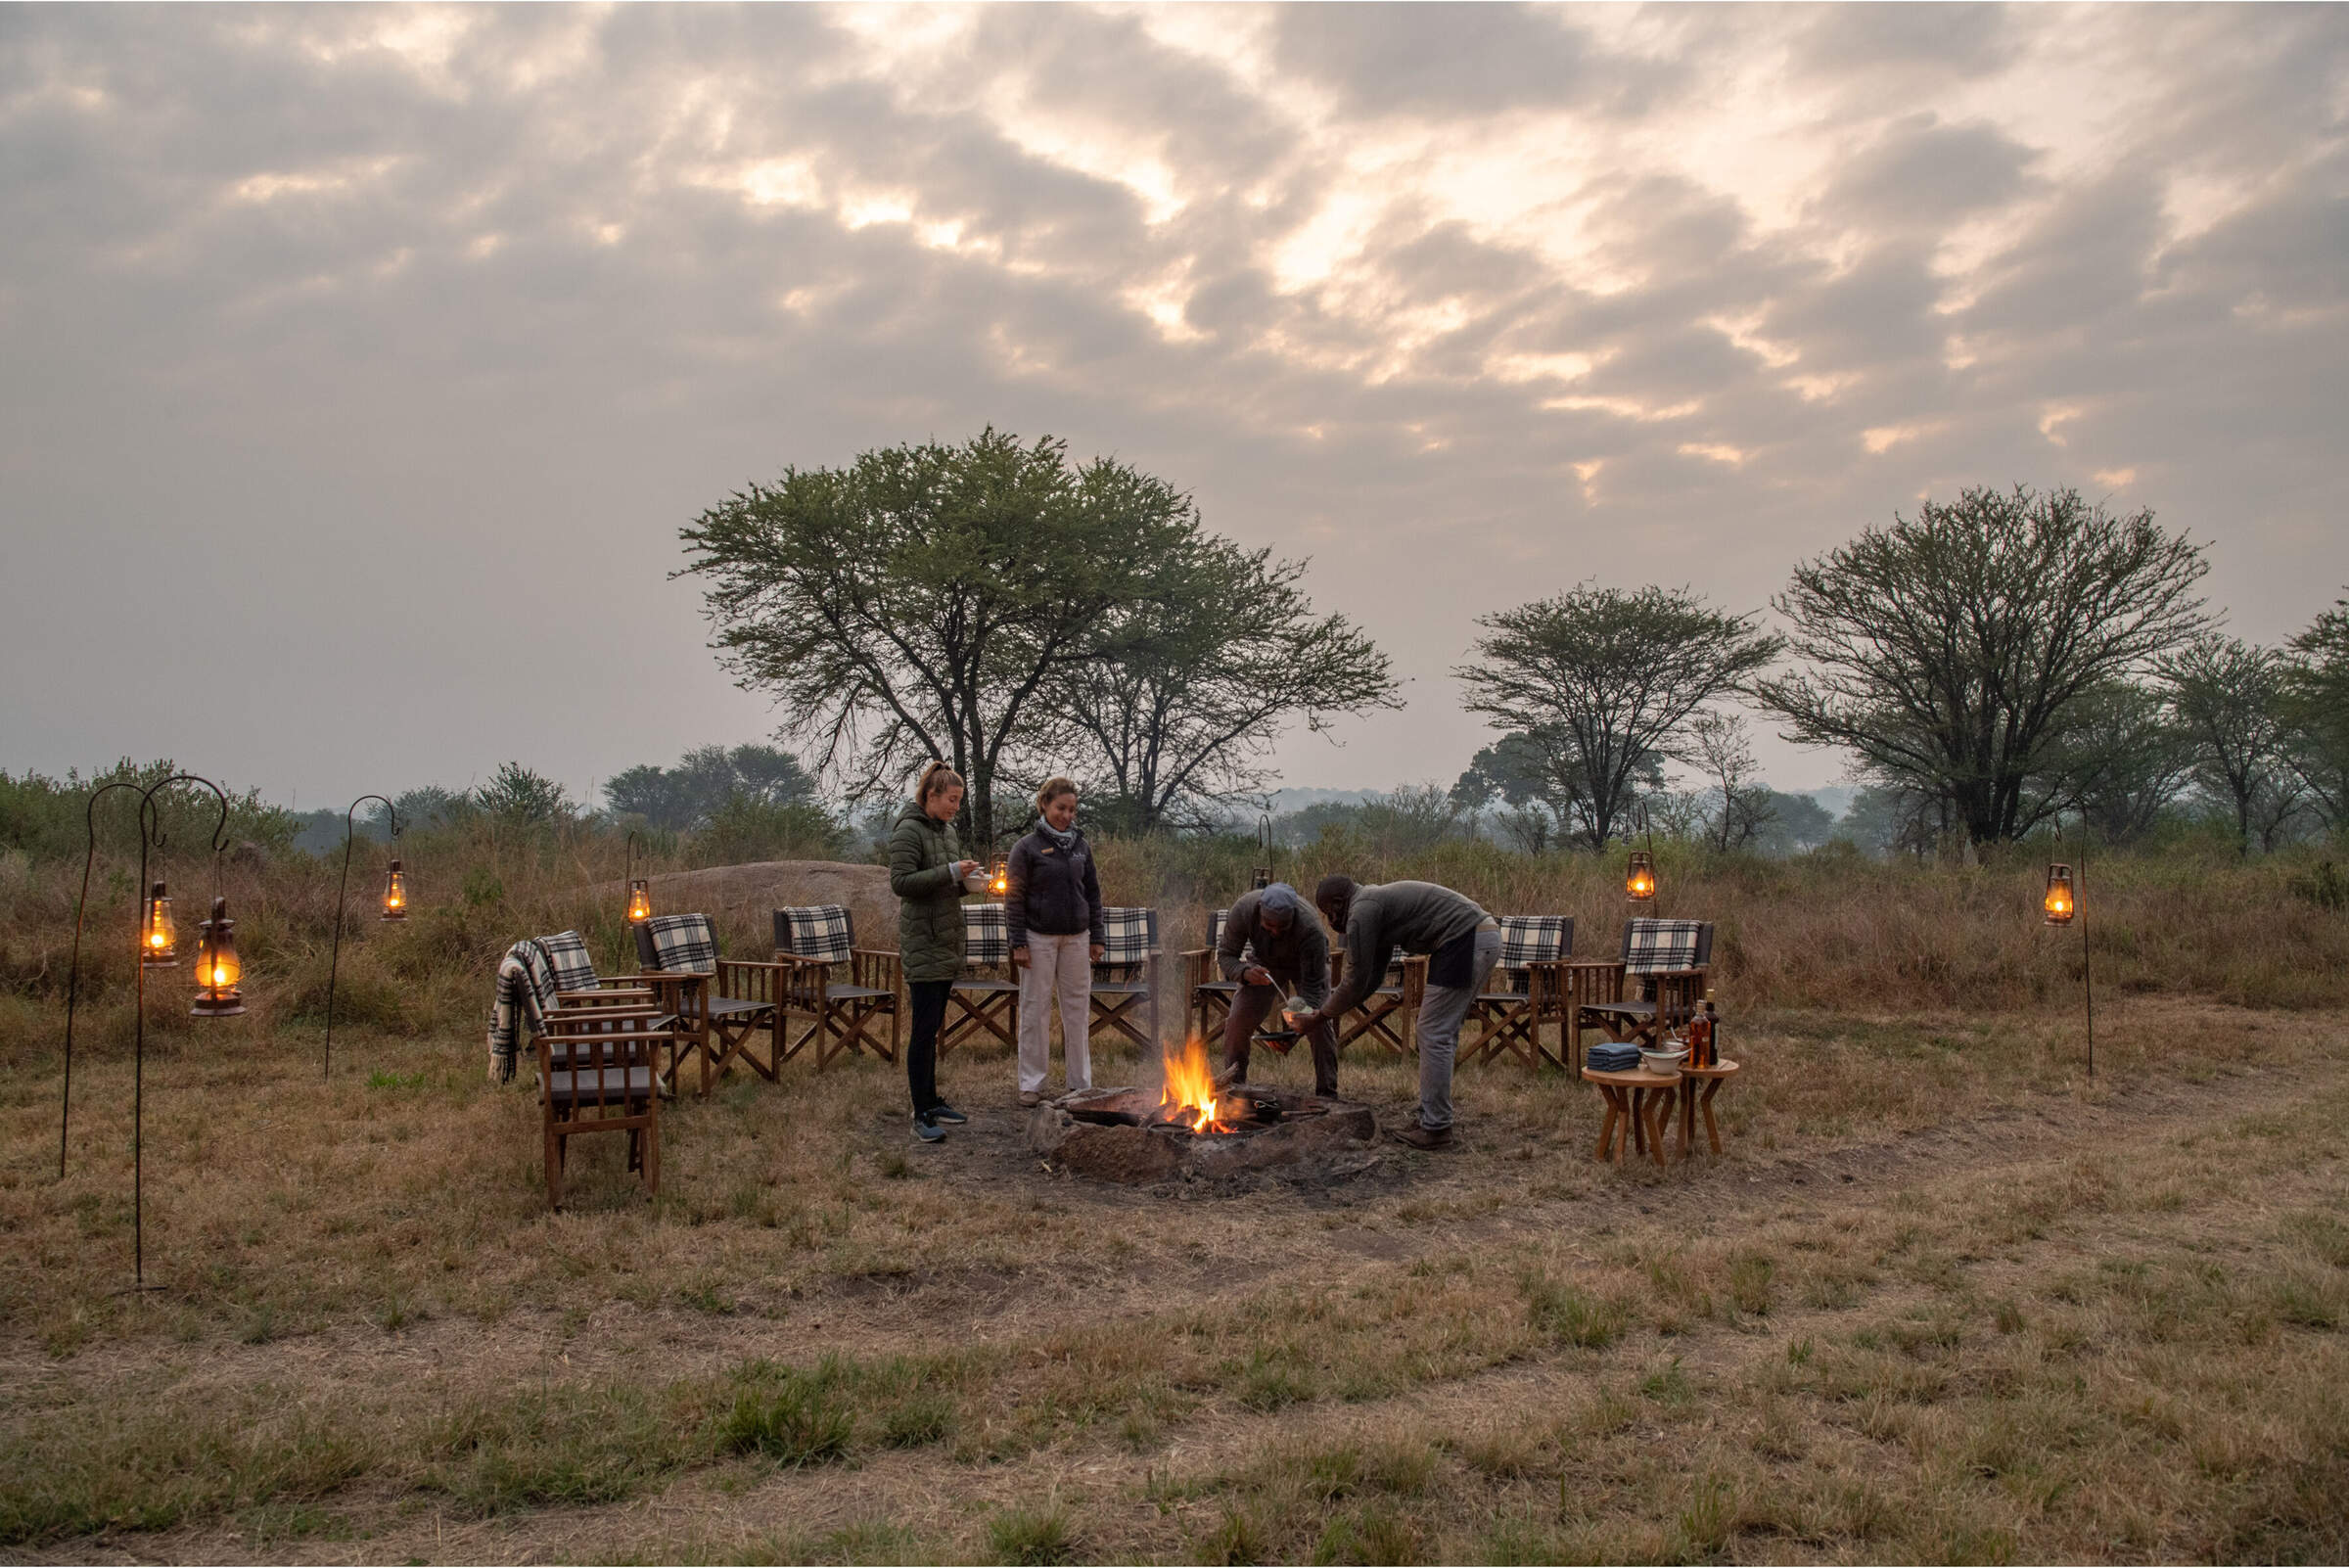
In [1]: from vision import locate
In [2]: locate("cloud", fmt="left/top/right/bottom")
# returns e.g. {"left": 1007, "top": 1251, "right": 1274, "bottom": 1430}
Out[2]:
{"left": 1, "top": 3, "right": 2344, "bottom": 804}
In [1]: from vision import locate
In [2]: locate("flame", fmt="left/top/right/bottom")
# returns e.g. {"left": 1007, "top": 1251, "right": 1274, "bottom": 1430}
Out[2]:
{"left": 1159, "top": 1034, "right": 1222, "bottom": 1132}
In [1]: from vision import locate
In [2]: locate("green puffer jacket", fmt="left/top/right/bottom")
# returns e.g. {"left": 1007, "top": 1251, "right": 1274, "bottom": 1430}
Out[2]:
{"left": 889, "top": 801, "right": 967, "bottom": 983}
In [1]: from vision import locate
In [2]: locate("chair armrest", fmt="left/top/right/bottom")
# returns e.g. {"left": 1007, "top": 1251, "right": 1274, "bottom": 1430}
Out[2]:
{"left": 852, "top": 947, "right": 901, "bottom": 991}
{"left": 714, "top": 958, "right": 789, "bottom": 1004}
{"left": 556, "top": 986, "right": 655, "bottom": 1003}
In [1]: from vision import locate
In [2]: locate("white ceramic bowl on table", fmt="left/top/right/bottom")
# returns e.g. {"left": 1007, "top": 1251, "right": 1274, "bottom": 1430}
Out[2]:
{"left": 1638, "top": 1046, "right": 1687, "bottom": 1077}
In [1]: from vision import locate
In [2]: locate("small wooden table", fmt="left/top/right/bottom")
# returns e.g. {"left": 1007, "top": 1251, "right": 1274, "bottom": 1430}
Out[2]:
{"left": 1584, "top": 1066, "right": 1681, "bottom": 1167}
{"left": 1668, "top": 1058, "right": 1739, "bottom": 1160}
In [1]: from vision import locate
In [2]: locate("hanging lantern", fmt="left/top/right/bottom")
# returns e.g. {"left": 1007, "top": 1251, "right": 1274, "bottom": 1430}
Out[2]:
{"left": 142, "top": 880, "right": 177, "bottom": 966}
{"left": 1625, "top": 851, "right": 1657, "bottom": 902}
{"left": 381, "top": 858, "right": 408, "bottom": 922}
{"left": 2044, "top": 862, "right": 2076, "bottom": 925}
{"left": 1251, "top": 815, "right": 1273, "bottom": 890}
{"left": 190, "top": 897, "right": 245, "bottom": 1017}
{"left": 626, "top": 877, "right": 653, "bottom": 924}
{"left": 989, "top": 855, "right": 1010, "bottom": 898}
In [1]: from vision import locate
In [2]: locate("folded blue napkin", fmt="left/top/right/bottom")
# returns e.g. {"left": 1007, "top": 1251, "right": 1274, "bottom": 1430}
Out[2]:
{"left": 1586, "top": 1043, "right": 1642, "bottom": 1073}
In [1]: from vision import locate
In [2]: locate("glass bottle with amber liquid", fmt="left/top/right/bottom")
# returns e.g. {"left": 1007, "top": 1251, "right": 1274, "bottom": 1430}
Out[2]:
{"left": 1689, "top": 989, "right": 1720, "bottom": 1068}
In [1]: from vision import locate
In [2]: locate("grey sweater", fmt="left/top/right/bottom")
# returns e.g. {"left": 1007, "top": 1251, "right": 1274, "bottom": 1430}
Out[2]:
{"left": 1322, "top": 881, "right": 1490, "bottom": 1016}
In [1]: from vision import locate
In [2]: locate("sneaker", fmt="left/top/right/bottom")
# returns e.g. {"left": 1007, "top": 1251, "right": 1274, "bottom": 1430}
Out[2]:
{"left": 929, "top": 1103, "right": 969, "bottom": 1125}
{"left": 1019, "top": 1090, "right": 1043, "bottom": 1108}
{"left": 911, "top": 1114, "right": 944, "bottom": 1144}
{"left": 1391, "top": 1120, "right": 1455, "bottom": 1150}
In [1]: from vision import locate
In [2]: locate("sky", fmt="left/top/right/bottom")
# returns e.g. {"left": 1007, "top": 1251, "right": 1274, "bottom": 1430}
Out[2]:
{"left": 3, "top": 2, "right": 2345, "bottom": 813}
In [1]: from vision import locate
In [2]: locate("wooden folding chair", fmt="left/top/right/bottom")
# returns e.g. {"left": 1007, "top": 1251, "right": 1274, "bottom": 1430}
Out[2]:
{"left": 500, "top": 930, "right": 702, "bottom": 1093}
{"left": 944, "top": 902, "right": 1019, "bottom": 1056}
{"left": 635, "top": 913, "right": 787, "bottom": 1095}
{"left": 1577, "top": 918, "right": 1714, "bottom": 1051}
{"left": 1462, "top": 915, "right": 1576, "bottom": 1068}
{"left": 1182, "top": 907, "right": 1243, "bottom": 1044}
{"left": 1088, "top": 906, "right": 1162, "bottom": 1051}
{"left": 773, "top": 904, "right": 900, "bottom": 1070}
{"left": 536, "top": 1006, "right": 674, "bottom": 1209}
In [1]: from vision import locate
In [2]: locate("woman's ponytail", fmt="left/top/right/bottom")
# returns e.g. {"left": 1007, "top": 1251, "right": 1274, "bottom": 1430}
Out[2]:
{"left": 916, "top": 761, "right": 965, "bottom": 805}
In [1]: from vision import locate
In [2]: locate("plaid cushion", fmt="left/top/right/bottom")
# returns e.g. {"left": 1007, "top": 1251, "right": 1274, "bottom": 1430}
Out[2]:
{"left": 535, "top": 930, "right": 600, "bottom": 996}
{"left": 1625, "top": 918, "right": 1707, "bottom": 974}
{"left": 775, "top": 904, "right": 854, "bottom": 966}
{"left": 1099, "top": 906, "right": 1157, "bottom": 968}
{"left": 964, "top": 902, "right": 1010, "bottom": 966}
{"left": 640, "top": 912, "right": 717, "bottom": 973}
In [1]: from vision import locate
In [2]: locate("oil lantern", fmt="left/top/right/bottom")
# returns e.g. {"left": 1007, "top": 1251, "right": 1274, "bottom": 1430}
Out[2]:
{"left": 142, "top": 881, "right": 176, "bottom": 966}
{"left": 1625, "top": 851, "right": 1657, "bottom": 902}
{"left": 381, "top": 858, "right": 408, "bottom": 921}
{"left": 190, "top": 897, "right": 245, "bottom": 1017}
{"left": 2044, "top": 862, "right": 2076, "bottom": 925}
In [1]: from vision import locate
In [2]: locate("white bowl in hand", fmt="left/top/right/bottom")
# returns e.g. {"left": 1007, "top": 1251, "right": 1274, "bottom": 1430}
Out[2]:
{"left": 962, "top": 872, "right": 990, "bottom": 895}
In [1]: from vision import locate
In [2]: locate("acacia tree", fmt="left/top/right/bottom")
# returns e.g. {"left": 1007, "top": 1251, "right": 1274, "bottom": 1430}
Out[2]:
{"left": 2285, "top": 592, "right": 2349, "bottom": 827}
{"left": 1455, "top": 584, "right": 1781, "bottom": 851}
{"left": 2165, "top": 634, "right": 2301, "bottom": 853}
{"left": 1754, "top": 485, "right": 2209, "bottom": 845}
{"left": 1052, "top": 537, "right": 1400, "bottom": 832}
{"left": 679, "top": 430, "right": 1195, "bottom": 837}
{"left": 2046, "top": 682, "right": 2194, "bottom": 845}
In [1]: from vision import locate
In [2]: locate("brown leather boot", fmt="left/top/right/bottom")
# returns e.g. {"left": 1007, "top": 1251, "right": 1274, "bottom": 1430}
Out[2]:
{"left": 1391, "top": 1120, "right": 1455, "bottom": 1150}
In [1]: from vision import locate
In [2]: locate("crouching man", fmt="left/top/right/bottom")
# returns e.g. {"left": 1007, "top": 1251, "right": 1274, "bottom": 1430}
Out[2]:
{"left": 1215, "top": 882, "right": 1337, "bottom": 1097}
{"left": 1291, "top": 875, "right": 1498, "bottom": 1149}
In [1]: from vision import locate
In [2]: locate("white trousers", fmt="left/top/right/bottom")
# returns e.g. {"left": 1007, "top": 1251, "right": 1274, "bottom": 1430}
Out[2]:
{"left": 1017, "top": 931, "right": 1093, "bottom": 1094}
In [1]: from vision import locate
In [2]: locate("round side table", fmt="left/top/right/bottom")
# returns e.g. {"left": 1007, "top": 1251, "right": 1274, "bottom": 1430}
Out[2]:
{"left": 1670, "top": 1059, "right": 1740, "bottom": 1160}
{"left": 1583, "top": 1066, "right": 1681, "bottom": 1167}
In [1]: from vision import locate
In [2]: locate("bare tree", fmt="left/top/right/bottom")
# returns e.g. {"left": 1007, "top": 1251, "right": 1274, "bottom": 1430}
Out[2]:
{"left": 1456, "top": 584, "right": 1781, "bottom": 851}
{"left": 1755, "top": 485, "right": 2209, "bottom": 844}
{"left": 1054, "top": 536, "right": 1400, "bottom": 832}
{"left": 2165, "top": 634, "right": 2301, "bottom": 853}
{"left": 2044, "top": 681, "right": 2195, "bottom": 845}
{"left": 2285, "top": 591, "right": 2349, "bottom": 828}
{"left": 1684, "top": 712, "right": 1777, "bottom": 852}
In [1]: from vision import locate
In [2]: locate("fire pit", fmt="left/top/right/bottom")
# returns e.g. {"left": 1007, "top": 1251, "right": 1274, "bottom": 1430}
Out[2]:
{"left": 1027, "top": 1037, "right": 1379, "bottom": 1184}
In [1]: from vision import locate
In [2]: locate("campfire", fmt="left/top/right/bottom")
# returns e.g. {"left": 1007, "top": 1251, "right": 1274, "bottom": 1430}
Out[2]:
{"left": 1031, "top": 1038, "right": 1380, "bottom": 1183}
{"left": 1158, "top": 1035, "right": 1236, "bottom": 1133}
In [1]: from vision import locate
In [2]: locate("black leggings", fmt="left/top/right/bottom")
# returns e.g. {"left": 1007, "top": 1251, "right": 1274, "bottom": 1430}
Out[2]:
{"left": 906, "top": 979, "right": 951, "bottom": 1115}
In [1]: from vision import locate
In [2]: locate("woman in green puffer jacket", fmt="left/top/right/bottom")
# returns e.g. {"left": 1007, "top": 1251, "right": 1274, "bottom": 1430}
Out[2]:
{"left": 890, "top": 761, "right": 980, "bottom": 1141}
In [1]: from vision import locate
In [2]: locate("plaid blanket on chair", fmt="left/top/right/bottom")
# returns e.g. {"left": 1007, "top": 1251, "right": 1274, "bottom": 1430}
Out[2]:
{"left": 1625, "top": 918, "right": 1706, "bottom": 974}
{"left": 963, "top": 902, "right": 1010, "bottom": 968}
{"left": 487, "top": 938, "right": 563, "bottom": 1083}
{"left": 775, "top": 904, "right": 855, "bottom": 967}
{"left": 639, "top": 912, "right": 718, "bottom": 973}
{"left": 1097, "top": 906, "right": 1157, "bottom": 973}
{"left": 536, "top": 929, "right": 602, "bottom": 994}
{"left": 1494, "top": 914, "right": 1573, "bottom": 992}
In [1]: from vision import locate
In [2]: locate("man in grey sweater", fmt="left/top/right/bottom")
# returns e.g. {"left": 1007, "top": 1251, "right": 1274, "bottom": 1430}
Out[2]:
{"left": 1292, "top": 875, "right": 1499, "bottom": 1148}
{"left": 1213, "top": 882, "right": 1336, "bottom": 1097}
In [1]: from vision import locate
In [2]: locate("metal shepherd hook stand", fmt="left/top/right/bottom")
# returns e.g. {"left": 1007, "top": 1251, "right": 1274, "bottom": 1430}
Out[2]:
{"left": 323, "top": 795, "right": 403, "bottom": 1081}
{"left": 57, "top": 771, "right": 233, "bottom": 1290}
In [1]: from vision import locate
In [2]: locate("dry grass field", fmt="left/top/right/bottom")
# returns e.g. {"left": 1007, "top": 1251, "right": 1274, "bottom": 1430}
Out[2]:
{"left": 4, "top": 833, "right": 2349, "bottom": 1563}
